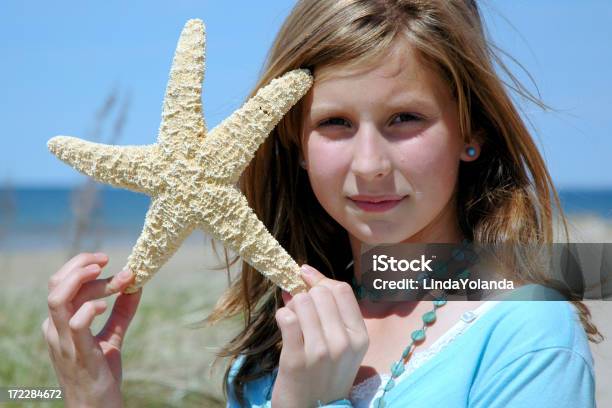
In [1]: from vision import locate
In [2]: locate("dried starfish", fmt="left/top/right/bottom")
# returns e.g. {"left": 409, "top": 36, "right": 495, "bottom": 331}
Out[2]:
{"left": 47, "top": 19, "right": 312, "bottom": 295}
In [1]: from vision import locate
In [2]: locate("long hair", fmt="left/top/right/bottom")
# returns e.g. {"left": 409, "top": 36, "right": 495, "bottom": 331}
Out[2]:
{"left": 197, "top": 1, "right": 602, "bottom": 405}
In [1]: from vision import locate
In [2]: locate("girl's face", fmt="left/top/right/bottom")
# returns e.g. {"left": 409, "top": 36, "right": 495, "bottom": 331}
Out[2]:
{"left": 302, "top": 41, "right": 478, "bottom": 245}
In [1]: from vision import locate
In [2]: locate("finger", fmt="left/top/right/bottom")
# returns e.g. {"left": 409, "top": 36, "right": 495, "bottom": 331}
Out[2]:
{"left": 97, "top": 288, "right": 143, "bottom": 349}
{"left": 275, "top": 307, "right": 303, "bottom": 357}
{"left": 301, "top": 264, "right": 366, "bottom": 335}
{"left": 49, "top": 252, "right": 108, "bottom": 291}
{"left": 289, "top": 293, "right": 328, "bottom": 361}
{"left": 42, "top": 316, "right": 61, "bottom": 376}
{"left": 72, "top": 268, "right": 134, "bottom": 310}
{"left": 330, "top": 281, "right": 368, "bottom": 337}
{"left": 41, "top": 317, "right": 50, "bottom": 339}
{"left": 299, "top": 264, "right": 330, "bottom": 288}
{"left": 47, "top": 264, "right": 104, "bottom": 347}
{"left": 281, "top": 290, "right": 293, "bottom": 306}
{"left": 69, "top": 300, "right": 107, "bottom": 357}
{"left": 308, "top": 286, "right": 349, "bottom": 358}
{"left": 41, "top": 316, "right": 59, "bottom": 350}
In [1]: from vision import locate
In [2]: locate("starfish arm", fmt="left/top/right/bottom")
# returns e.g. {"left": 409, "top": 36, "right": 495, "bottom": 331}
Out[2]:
{"left": 200, "top": 69, "right": 313, "bottom": 184}
{"left": 47, "top": 136, "right": 161, "bottom": 195}
{"left": 158, "top": 19, "right": 206, "bottom": 156}
{"left": 123, "top": 197, "right": 195, "bottom": 293}
{"left": 197, "top": 185, "right": 308, "bottom": 295}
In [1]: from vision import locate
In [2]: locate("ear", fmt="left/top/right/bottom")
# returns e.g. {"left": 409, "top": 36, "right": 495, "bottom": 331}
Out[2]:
{"left": 297, "top": 152, "right": 307, "bottom": 169}
{"left": 460, "top": 131, "right": 484, "bottom": 162}
{"left": 460, "top": 143, "right": 480, "bottom": 162}
{"left": 298, "top": 138, "right": 309, "bottom": 170}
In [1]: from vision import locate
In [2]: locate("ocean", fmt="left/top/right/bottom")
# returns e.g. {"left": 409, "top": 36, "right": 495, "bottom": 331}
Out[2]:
{"left": 0, "top": 186, "right": 610, "bottom": 250}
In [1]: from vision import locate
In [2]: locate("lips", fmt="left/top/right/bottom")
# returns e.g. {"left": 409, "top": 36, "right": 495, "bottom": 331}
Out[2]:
{"left": 350, "top": 194, "right": 405, "bottom": 203}
{"left": 348, "top": 195, "right": 407, "bottom": 212}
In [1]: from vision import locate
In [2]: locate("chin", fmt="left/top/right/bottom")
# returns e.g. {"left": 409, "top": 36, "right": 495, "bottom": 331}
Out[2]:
{"left": 349, "top": 221, "right": 414, "bottom": 245}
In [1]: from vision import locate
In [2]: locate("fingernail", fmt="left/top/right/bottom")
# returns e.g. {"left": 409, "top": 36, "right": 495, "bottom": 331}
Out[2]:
{"left": 86, "top": 264, "right": 100, "bottom": 273}
{"left": 94, "top": 252, "right": 107, "bottom": 260}
{"left": 300, "top": 264, "right": 315, "bottom": 277}
{"left": 118, "top": 268, "right": 132, "bottom": 280}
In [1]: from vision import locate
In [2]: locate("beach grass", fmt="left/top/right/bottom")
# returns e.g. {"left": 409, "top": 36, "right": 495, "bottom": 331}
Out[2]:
{"left": 0, "top": 243, "right": 240, "bottom": 408}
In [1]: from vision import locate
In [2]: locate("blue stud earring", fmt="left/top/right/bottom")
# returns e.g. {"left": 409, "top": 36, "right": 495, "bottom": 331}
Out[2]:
{"left": 466, "top": 146, "right": 477, "bottom": 158}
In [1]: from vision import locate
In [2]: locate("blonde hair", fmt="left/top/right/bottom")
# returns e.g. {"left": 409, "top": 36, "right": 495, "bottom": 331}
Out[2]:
{"left": 199, "top": 1, "right": 602, "bottom": 404}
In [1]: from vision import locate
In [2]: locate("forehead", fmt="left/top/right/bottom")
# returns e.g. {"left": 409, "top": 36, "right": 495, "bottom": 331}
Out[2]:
{"left": 309, "top": 39, "right": 451, "bottom": 106}
{"left": 315, "top": 38, "right": 417, "bottom": 81}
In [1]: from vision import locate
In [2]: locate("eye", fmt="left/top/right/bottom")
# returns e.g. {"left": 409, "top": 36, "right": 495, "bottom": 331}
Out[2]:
{"left": 391, "top": 112, "right": 422, "bottom": 125}
{"left": 319, "top": 117, "right": 351, "bottom": 127}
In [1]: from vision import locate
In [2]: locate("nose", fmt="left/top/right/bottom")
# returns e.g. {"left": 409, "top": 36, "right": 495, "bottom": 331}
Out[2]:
{"left": 350, "top": 124, "right": 392, "bottom": 181}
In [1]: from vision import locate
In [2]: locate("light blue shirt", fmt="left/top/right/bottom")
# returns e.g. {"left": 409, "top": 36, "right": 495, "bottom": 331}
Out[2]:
{"left": 226, "top": 294, "right": 595, "bottom": 407}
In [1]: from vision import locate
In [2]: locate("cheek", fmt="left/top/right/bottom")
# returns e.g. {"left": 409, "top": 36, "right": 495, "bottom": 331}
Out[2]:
{"left": 398, "top": 125, "right": 461, "bottom": 194}
{"left": 307, "top": 134, "right": 350, "bottom": 183}
{"left": 310, "top": 154, "right": 342, "bottom": 182}
{"left": 305, "top": 135, "right": 349, "bottom": 197}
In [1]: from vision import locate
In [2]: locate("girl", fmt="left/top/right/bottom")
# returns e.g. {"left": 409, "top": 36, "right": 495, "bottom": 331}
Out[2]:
{"left": 43, "top": 0, "right": 602, "bottom": 407}
{"left": 210, "top": 0, "right": 602, "bottom": 406}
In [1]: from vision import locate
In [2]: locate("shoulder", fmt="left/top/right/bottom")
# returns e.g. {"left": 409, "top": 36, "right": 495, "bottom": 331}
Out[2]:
{"left": 475, "top": 296, "right": 594, "bottom": 376}
{"left": 226, "top": 354, "right": 278, "bottom": 407}
{"left": 487, "top": 288, "right": 590, "bottom": 345}
{"left": 227, "top": 354, "right": 245, "bottom": 387}
{"left": 467, "top": 299, "right": 596, "bottom": 407}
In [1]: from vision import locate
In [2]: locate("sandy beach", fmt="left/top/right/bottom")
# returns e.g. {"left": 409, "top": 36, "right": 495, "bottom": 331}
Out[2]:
{"left": 1, "top": 217, "right": 611, "bottom": 407}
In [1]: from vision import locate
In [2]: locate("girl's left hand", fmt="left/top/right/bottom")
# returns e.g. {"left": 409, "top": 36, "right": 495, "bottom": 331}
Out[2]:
{"left": 272, "top": 264, "right": 369, "bottom": 407}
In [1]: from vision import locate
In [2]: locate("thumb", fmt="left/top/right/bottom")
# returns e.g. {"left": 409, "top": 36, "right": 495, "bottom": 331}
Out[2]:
{"left": 299, "top": 264, "right": 326, "bottom": 288}
{"left": 98, "top": 288, "right": 142, "bottom": 349}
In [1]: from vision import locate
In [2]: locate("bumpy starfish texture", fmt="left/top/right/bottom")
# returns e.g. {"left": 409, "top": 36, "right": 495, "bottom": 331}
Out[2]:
{"left": 47, "top": 19, "right": 312, "bottom": 295}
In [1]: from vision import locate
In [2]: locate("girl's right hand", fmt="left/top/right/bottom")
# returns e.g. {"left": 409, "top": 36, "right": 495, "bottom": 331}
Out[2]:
{"left": 42, "top": 252, "right": 142, "bottom": 408}
{"left": 273, "top": 265, "right": 369, "bottom": 407}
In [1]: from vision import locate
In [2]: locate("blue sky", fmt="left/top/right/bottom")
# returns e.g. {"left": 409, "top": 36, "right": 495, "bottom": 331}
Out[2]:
{"left": 1, "top": 0, "right": 610, "bottom": 189}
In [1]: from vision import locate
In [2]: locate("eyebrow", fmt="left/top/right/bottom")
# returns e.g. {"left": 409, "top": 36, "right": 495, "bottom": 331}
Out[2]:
{"left": 309, "top": 94, "right": 437, "bottom": 117}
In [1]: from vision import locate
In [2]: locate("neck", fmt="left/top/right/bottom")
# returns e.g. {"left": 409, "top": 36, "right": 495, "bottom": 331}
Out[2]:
{"left": 348, "top": 203, "right": 463, "bottom": 315}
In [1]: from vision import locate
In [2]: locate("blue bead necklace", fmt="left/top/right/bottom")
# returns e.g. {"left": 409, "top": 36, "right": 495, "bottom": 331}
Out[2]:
{"left": 348, "top": 240, "right": 476, "bottom": 408}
